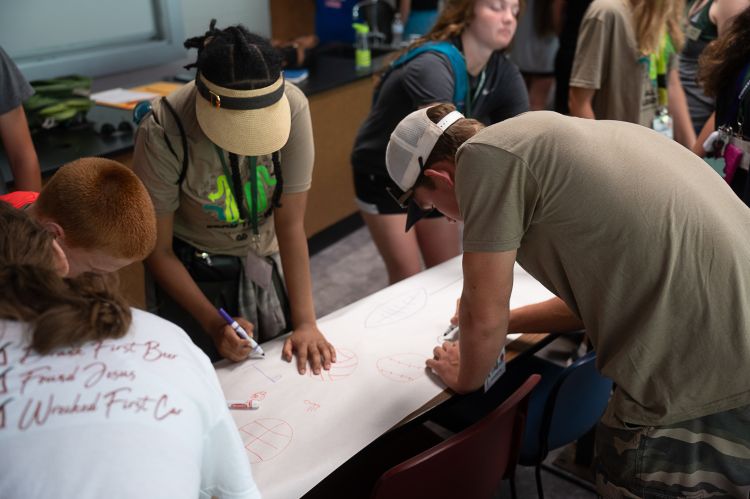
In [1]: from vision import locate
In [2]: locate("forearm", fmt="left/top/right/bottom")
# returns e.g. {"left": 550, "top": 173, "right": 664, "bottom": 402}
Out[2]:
{"left": 276, "top": 221, "right": 317, "bottom": 329}
{"left": 693, "top": 113, "right": 715, "bottom": 157}
{"left": 668, "top": 70, "right": 696, "bottom": 149}
{"left": 146, "top": 250, "right": 224, "bottom": 335}
{"left": 509, "top": 296, "right": 584, "bottom": 333}
{"left": 568, "top": 87, "right": 596, "bottom": 119}
{"left": 400, "top": 0, "right": 411, "bottom": 25}
{"left": 10, "top": 156, "right": 41, "bottom": 192}
{"left": 552, "top": 0, "right": 566, "bottom": 34}
{"left": 456, "top": 299, "right": 508, "bottom": 393}
{"left": 0, "top": 107, "right": 41, "bottom": 191}
{"left": 454, "top": 251, "right": 516, "bottom": 393}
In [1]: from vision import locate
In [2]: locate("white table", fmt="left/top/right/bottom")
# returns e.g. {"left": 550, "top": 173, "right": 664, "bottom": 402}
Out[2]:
{"left": 215, "top": 257, "right": 554, "bottom": 499}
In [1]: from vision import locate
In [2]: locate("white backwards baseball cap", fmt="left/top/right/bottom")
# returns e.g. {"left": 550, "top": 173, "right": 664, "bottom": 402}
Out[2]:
{"left": 385, "top": 107, "right": 464, "bottom": 231}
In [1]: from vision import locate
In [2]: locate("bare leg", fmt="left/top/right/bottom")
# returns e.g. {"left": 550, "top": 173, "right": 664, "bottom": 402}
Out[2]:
{"left": 361, "top": 211, "right": 423, "bottom": 284}
{"left": 414, "top": 217, "right": 461, "bottom": 268}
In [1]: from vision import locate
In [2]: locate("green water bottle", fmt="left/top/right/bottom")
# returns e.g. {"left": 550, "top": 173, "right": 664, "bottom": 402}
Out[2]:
{"left": 352, "top": 22, "right": 371, "bottom": 70}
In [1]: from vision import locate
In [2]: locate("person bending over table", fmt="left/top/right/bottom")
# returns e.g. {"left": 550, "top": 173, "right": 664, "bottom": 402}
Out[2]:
{"left": 385, "top": 104, "right": 750, "bottom": 497}
{"left": 134, "top": 21, "right": 335, "bottom": 372}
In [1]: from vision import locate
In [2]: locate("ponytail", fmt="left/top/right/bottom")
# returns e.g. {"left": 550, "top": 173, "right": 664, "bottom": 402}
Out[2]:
{"left": 0, "top": 204, "right": 131, "bottom": 354}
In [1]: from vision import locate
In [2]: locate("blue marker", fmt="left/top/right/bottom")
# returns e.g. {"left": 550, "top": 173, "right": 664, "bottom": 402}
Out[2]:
{"left": 218, "top": 308, "right": 265, "bottom": 357}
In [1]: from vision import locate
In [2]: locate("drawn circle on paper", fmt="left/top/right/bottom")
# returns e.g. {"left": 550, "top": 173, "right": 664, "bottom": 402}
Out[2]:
{"left": 365, "top": 289, "right": 428, "bottom": 328}
{"left": 377, "top": 353, "right": 427, "bottom": 383}
{"left": 239, "top": 418, "right": 293, "bottom": 464}
{"left": 308, "top": 347, "right": 358, "bottom": 381}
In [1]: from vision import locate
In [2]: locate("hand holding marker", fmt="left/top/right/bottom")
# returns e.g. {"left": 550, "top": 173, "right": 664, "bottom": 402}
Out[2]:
{"left": 442, "top": 324, "right": 459, "bottom": 341}
{"left": 443, "top": 298, "right": 460, "bottom": 340}
{"left": 218, "top": 308, "right": 265, "bottom": 358}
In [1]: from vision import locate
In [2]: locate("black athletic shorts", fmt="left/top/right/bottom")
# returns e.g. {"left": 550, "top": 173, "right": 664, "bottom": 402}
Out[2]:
{"left": 353, "top": 168, "right": 444, "bottom": 219}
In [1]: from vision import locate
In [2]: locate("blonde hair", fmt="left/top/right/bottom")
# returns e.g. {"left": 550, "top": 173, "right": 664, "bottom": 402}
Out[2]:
{"left": 35, "top": 157, "right": 157, "bottom": 260}
{"left": 629, "top": 0, "right": 685, "bottom": 55}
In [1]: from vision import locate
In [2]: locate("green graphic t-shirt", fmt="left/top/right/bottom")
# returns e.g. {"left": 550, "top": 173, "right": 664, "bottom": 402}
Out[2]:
{"left": 133, "top": 81, "right": 314, "bottom": 257}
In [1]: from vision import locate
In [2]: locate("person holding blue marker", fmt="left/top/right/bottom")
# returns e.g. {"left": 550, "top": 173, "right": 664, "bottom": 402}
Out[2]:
{"left": 133, "top": 21, "right": 335, "bottom": 373}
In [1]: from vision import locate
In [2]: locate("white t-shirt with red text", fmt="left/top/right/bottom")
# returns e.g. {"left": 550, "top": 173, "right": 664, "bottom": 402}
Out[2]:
{"left": 0, "top": 309, "right": 260, "bottom": 499}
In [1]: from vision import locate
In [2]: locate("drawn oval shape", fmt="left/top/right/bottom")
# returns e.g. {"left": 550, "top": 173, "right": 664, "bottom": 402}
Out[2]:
{"left": 308, "top": 347, "right": 358, "bottom": 381}
{"left": 240, "top": 418, "right": 294, "bottom": 464}
{"left": 377, "top": 353, "right": 427, "bottom": 383}
{"left": 365, "top": 289, "right": 428, "bottom": 328}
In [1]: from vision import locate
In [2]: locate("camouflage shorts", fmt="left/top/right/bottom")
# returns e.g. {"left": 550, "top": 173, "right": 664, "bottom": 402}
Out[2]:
{"left": 595, "top": 404, "right": 750, "bottom": 498}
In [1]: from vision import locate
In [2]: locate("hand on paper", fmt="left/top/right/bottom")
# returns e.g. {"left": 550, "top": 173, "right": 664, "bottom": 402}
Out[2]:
{"left": 282, "top": 323, "right": 337, "bottom": 375}
{"left": 212, "top": 317, "right": 254, "bottom": 362}
{"left": 426, "top": 341, "right": 461, "bottom": 391}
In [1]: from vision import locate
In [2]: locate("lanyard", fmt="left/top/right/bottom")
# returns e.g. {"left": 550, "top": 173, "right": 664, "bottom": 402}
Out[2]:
{"left": 249, "top": 156, "right": 258, "bottom": 236}
{"left": 214, "top": 145, "right": 260, "bottom": 236}
{"left": 465, "top": 68, "right": 486, "bottom": 119}
{"left": 645, "top": 33, "right": 675, "bottom": 108}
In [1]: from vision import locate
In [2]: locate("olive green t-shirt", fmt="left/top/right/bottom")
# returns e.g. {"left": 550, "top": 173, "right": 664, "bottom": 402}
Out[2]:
{"left": 570, "top": 0, "right": 671, "bottom": 127}
{"left": 456, "top": 111, "right": 750, "bottom": 426}
{"left": 133, "top": 81, "right": 314, "bottom": 257}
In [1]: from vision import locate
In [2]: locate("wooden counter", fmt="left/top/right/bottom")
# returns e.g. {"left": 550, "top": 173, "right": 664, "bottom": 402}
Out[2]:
{"left": 304, "top": 76, "right": 373, "bottom": 236}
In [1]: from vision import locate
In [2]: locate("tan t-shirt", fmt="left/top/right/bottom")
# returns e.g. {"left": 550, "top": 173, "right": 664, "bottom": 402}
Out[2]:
{"left": 456, "top": 111, "right": 750, "bottom": 426}
{"left": 132, "top": 81, "right": 314, "bottom": 257}
{"left": 570, "top": 0, "right": 669, "bottom": 127}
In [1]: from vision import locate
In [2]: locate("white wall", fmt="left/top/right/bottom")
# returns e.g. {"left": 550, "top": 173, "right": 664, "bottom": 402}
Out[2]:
{"left": 182, "top": 0, "right": 270, "bottom": 39}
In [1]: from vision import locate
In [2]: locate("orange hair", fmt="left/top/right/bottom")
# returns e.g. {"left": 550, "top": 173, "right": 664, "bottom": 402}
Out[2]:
{"left": 35, "top": 157, "right": 156, "bottom": 260}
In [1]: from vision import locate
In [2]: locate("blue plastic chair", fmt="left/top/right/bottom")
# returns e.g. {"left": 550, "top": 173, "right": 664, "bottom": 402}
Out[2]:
{"left": 514, "top": 350, "right": 613, "bottom": 498}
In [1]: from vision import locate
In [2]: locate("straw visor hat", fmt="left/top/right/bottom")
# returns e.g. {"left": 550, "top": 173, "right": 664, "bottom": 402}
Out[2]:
{"left": 195, "top": 72, "right": 291, "bottom": 156}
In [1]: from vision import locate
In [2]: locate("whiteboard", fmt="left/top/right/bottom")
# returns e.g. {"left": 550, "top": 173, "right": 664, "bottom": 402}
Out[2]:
{"left": 216, "top": 257, "right": 555, "bottom": 499}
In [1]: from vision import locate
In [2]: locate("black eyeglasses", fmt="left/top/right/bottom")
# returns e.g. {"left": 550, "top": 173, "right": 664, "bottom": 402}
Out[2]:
{"left": 386, "top": 185, "right": 414, "bottom": 209}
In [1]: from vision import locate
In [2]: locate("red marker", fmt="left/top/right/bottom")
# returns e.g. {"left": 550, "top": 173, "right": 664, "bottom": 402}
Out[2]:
{"left": 227, "top": 399, "right": 260, "bottom": 410}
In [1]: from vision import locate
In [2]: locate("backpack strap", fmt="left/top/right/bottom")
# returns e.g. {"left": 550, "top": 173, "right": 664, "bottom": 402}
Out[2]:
{"left": 390, "top": 41, "right": 468, "bottom": 112}
{"left": 156, "top": 96, "right": 190, "bottom": 187}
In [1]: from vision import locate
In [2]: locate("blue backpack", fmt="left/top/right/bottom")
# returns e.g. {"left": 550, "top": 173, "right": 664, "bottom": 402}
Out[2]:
{"left": 376, "top": 41, "right": 468, "bottom": 112}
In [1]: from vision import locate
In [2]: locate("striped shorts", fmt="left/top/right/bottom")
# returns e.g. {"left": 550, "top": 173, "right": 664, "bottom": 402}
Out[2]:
{"left": 595, "top": 404, "right": 750, "bottom": 498}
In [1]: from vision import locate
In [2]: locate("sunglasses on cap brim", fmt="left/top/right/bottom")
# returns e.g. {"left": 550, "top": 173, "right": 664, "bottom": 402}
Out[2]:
{"left": 386, "top": 155, "right": 429, "bottom": 209}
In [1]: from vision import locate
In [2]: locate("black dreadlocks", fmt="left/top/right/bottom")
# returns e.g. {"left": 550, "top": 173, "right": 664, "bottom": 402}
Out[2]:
{"left": 186, "top": 19, "right": 285, "bottom": 212}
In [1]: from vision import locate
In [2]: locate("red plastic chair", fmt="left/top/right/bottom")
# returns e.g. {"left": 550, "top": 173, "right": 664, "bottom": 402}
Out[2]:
{"left": 371, "top": 374, "right": 541, "bottom": 499}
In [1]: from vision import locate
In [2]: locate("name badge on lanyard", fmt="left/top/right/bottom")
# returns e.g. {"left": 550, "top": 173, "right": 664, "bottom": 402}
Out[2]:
{"left": 686, "top": 24, "right": 702, "bottom": 41}
{"left": 484, "top": 347, "right": 506, "bottom": 392}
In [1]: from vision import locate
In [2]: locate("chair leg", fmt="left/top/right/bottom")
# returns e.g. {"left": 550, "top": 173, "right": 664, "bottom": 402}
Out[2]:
{"left": 509, "top": 474, "right": 517, "bottom": 499}
{"left": 535, "top": 464, "right": 545, "bottom": 499}
{"left": 540, "top": 462, "right": 599, "bottom": 494}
